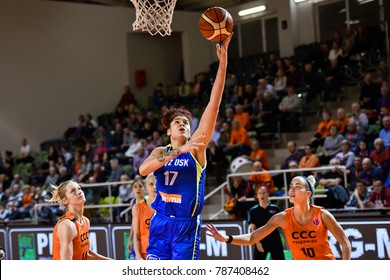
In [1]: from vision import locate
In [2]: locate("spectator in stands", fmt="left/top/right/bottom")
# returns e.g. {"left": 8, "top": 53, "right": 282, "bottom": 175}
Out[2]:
{"left": 335, "top": 107, "right": 350, "bottom": 135}
{"left": 311, "top": 110, "right": 336, "bottom": 150}
{"left": 266, "top": 52, "right": 278, "bottom": 80}
{"left": 113, "top": 105, "right": 128, "bottom": 126}
{"left": 85, "top": 113, "right": 98, "bottom": 130}
{"left": 93, "top": 126, "right": 111, "bottom": 148}
{"left": 133, "top": 147, "right": 149, "bottom": 176}
{"left": 75, "top": 154, "right": 92, "bottom": 183}
{"left": 118, "top": 85, "right": 136, "bottom": 110}
{"left": 257, "top": 78, "right": 274, "bottom": 100}
{"left": 152, "top": 83, "right": 166, "bottom": 108}
{"left": 94, "top": 138, "right": 110, "bottom": 161}
{"left": 287, "top": 160, "right": 301, "bottom": 186}
{"left": 114, "top": 174, "right": 134, "bottom": 222}
{"left": 375, "top": 59, "right": 390, "bottom": 83}
{"left": 379, "top": 116, "right": 390, "bottom": 149}
{"left": 355, "top": 139, "right": 370, "bottom": 159}
{"left": 318, "top": 124, "right": 345, "bottom": 165}
{"left": 120, "top": 126, "right": 135, "bottom": 154}
{"left": 108, "top": 122, "right": 124, "bottom": 155}
{"left": 244, "top": 139, "right": 270, "bottom": 170}
{"left": 19, "top": 184, "right": 33, "bottom": 218}
{"left": 366, "top": 178, "right": 390, "bottom": 208}
{"left": 248, "top": 161, "right": 276, "bottom": 196}
{"left": 345, "top": 179, "right": 371, "bottom": 209}
{"left": 35, "top": 196, "right": 56, "bottom": 225}
{"left": 124, "top": 134, "right": 143, "bottom": 163}
{"left": 286, "top": 63, "right": 302, "bottom": 89}
{"left": 359, "top": 157, "right": 382, "bottom": 187}
{"left": 225, "top": 175, "right": 254, "bottom": 219}
{"left": 10, "top": 174, "right": 24, "bottom": 192}
{"left": 57, "top": 166, "right": 71, "bottom": 185}
{"left": 73, "top": 114, "right": 87, "bottom": 139}
{"left": 350, "top": 102, "right": 369, "bottom": 135}
{"left": 344, "top": 119, "right": 365, "bottom": 154}
{"left": 226, "top": 119, "right": 252, "bottom": 159}
{"left": 258, "top": 90, "right": 279, "bottom": 133}
{"left": 298, "top": 143, "right": 320, "bottom": 176}
{"left": 233, "top": 103, "right": 251, "bottom": 131}
{"left": 334, "top": 140, "right": 355, "bottom": 169}
{"left": 346, "top": 155, "right": 363, "bottom": 191}
{"left": 0, "top": 174, "right": 10, "bottom": 192}
{"left": 359, "top": 73, "right": 380, "bottom": 111}
{"left": 376, "top": 84, "right": 390, "bottom": 116}
{"left": 250, "top": 57, "right": 267, "bottom": 85}
{"left": 90, "top": 162, "right": 107, "bottom": 183}
{"left": 0, "top": 188, "right": 11, "bottom": 205}
{"left": 277, "top": 86, "right": 302, "bottom": 132}
{"left": 369, "top": 138, "right": 390, "bottom": 178}
{"left": 223, "top": 107, "right": 235, "bottom": 126}
{"left": 107, "top": 158, "right": 124, "bottom": 190}
{"left": 42, "top": 166, "right": 59, "bottom": 197}
{"left": 318, "top": 158, "right": 349, "bottom": 209}
{"left": 210, "top": 118, "right": 223, "bottom": 147}
{"left": 145, "top": 131, "right": 164, "bottom": 155}
{"left": 273, "top": 68, "right": 287, "bottom": 101}
{"left": 0, "top": 202, "right": 9, "bottom": 221}
{"left": 127, "top": 112, "right": 141, "bottom": 135}
{"left": 5, "top": 201, "right": 23, "bottom": 221}
{"left": 206, "top": 140, "right": 228, "bottom": 185}
{"left": 138, "top": 120, "right": 155, "bottom": 140}
{"left": 281, "top": 141, "right": 304, "bottom": 170}
{"left": 323, "top": 59, "right": 344, "bottom": 101}
{"left": 328, "top": 41, "right": 342, "bottom": 62}
{"left": 242, "top": 83, "right": 256, "bottom": 115}
{"left": 218, "top": 121, "right": 231, "bottom": 151}
{"left": 300, "top": 62, "right": 321, "bottom": 105}
{"left": 16, "top": 137, "right": 34, "bottom": 164}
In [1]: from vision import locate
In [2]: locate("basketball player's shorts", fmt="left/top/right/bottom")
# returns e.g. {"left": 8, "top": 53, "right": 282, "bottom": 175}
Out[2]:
{"left": 146, "top": 212, "right": 202, "bottom": 260}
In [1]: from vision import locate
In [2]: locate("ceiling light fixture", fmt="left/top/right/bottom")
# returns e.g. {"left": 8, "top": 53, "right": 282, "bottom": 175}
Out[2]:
{"left": 238, "top": 5, "right": 266, "bottom": 17}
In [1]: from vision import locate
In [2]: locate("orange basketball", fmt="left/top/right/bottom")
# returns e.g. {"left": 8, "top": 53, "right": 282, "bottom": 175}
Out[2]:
{"left": 199, "top": 7, "right": 234, "bottom": 42}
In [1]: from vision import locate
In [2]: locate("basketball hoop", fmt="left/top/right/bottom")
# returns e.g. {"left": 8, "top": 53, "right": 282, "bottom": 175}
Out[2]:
{"left": 130, "top": 0, "right": 177, "bottom": 36}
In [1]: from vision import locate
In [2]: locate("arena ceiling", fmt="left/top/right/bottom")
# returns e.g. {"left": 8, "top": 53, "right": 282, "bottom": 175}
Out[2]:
{"left": 46, "top": 0, "right": 259, "bottom": 12}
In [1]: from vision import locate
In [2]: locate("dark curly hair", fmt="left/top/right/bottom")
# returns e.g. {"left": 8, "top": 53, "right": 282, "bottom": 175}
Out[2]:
{"left": 161, "top": 108, "right": 192, "bottom": 129}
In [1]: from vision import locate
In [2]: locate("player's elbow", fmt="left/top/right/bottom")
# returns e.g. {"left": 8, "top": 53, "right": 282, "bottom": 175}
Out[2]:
{"left": 138, "top": 165, "right": 148, "bottom": 176}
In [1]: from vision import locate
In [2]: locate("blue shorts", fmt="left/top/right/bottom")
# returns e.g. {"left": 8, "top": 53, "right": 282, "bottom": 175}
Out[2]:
{"left": 146, "top": 212, "right": 202, "bottom": 260}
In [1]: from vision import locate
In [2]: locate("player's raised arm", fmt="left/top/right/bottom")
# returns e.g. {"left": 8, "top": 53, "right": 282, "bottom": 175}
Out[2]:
{"left": 191, "top": 34, "right": 233, "bottom": 148}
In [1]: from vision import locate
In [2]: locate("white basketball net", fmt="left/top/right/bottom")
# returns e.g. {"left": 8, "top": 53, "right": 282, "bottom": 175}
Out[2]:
{"left": 130, "top": 0, "right": 177, "bottom": 36}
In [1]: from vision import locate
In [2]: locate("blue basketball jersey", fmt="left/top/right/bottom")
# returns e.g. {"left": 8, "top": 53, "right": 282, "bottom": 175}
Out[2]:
{"left": 152, "top": 145, "right": 206, "bottom": 218}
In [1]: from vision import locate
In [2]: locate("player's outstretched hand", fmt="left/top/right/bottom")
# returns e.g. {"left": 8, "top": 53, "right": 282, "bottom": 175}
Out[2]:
{"left": 180, "top": 133, "right": 207, "bottom": 154}
{"left": 216, "top": 32, "right": 233, "bottom": 61}
{"left": 206, "top": 223, "right": 227, "bottom": 242}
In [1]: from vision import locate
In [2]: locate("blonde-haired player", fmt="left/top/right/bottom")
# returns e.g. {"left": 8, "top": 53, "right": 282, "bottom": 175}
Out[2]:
{"left": 132, "top": 174, "right": 156, "bottom": 260}
{"left": 49, "top": 180, "right": 111, "bottom": 260}
{"left": 207, "top": 175, "right": 351, "bottom": 260}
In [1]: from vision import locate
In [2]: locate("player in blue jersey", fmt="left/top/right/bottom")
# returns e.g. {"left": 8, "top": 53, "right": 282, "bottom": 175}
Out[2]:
{"left": 139, "top": 33, "right": 232, "bottom": 260}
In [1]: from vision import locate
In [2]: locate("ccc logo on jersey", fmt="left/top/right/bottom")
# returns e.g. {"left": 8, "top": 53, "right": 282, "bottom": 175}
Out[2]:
{"left": 80, "top": 232, "right": 89, "bottom": 242}
{"left": 292, "top": 230, "right": 316, "bottom": 239}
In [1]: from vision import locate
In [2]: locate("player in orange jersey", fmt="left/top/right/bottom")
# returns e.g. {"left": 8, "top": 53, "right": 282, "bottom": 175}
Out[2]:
{"left": 132, "top": 173, "right": 157, "bottom": 260}
{"left": 49, "top": 180, "right": 111, "bottom": 260}
{"left": 206, "top": 175, "right": 351, "bottom": 260}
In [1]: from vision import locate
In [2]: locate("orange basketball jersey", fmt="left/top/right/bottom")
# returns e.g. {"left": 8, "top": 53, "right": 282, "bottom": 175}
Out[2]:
{"left": 284, "top": 205, "right": 335, "bottom": 260}
{"left": 52, "top": 211, "right": 90, "bottom": 260}
{"left": 137, "top": 201, "right": 155, "bottom": 259}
